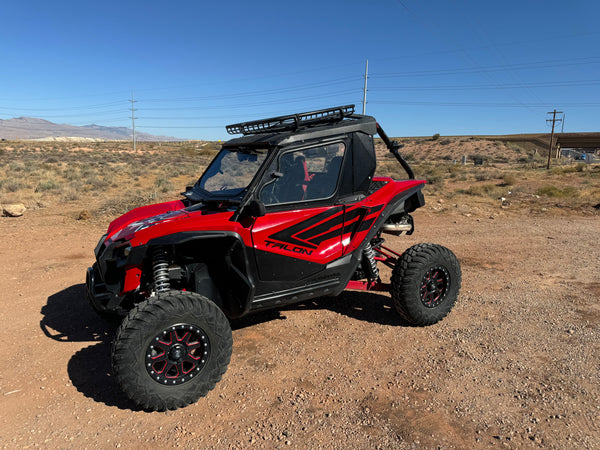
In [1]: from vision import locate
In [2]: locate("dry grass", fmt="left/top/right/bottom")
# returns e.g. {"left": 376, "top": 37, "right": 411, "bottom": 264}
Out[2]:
{"left": 0, "top": 141, "right": 218, "bottom": 216}
{"left": 1, "top": 139, "right": 598, "bottom": 220}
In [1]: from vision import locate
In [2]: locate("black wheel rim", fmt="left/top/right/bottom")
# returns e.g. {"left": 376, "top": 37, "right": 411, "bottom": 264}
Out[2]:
{"left": 145, "top": 323, "right": 211, "bottom": 386}
{"left": 420, "top": 266, "right": 450, "bottom": 308}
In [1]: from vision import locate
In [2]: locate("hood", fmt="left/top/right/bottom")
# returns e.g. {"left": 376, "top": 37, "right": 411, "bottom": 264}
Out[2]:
{"left": 107, "top": 200, "right": 187, "bottom": 238}
{"left": 105, "top": 199, "right": 236, "bottom": 246}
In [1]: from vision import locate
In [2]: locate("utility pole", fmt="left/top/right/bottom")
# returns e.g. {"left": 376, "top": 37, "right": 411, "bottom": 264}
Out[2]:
{"left": 546, "top": 109, "right": 563, "bottom": 169}
{"left": 130, "top": 91, "right": 137, "bottom": 152}
{"left": 362, "top": 59, "right": 368, "bottom": 115}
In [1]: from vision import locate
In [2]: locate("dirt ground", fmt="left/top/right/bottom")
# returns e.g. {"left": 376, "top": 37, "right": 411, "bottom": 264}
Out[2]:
{"left": 0, "top": 201, "right": 599, "bottom": 449}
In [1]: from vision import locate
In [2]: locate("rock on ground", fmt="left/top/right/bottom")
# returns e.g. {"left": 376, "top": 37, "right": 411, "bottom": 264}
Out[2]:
{"left": 2, "top": 203, "right": 26, "bottom": 217}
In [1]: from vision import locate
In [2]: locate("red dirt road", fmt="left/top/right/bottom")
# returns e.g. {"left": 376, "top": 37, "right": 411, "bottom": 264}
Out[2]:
{"left": 1, "top": 205, "right": 599, "bottom": 448}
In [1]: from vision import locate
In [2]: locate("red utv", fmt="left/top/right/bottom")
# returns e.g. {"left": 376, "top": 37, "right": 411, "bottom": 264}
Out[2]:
{"left": 86, "top": 105, "right": 461, "bottom": 410}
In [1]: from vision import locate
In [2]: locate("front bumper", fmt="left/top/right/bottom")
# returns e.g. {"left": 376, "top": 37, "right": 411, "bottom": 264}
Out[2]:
{"left": 86, "top": 263, "right": 125, "bottom": 314}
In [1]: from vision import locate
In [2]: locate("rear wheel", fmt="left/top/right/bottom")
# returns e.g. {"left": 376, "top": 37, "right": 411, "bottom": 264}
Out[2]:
{"left": 391, "top": 243, "right": 461, "bottom": 326}
{"left": 112, "top": 291, "right": 232, "bottom": 411}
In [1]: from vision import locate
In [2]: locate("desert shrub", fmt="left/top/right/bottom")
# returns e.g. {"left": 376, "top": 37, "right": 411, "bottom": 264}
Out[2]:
{"left": 85, "top": 175, "right": 110, "bottom": 190}
{"left": 447, "top": 164, "right": 465, "bottom": 178}
{"left": 61, "top": 186, "right": 81, "bottom": 201}
{"left": 62, "top": 167, "right": 81, "bottom": 181}
{"left": 460, "top": 183, "right": 498, "bottom": 197}
{"left": 131, "top": 167, "right": 145, "bottom": 177}
{"left": 375, "top": 162, "right": 398, "bottom": 178}
{"left": 199, "top": 142, "right": 221, "bottom": 155}
{"left": 537, "top": 185, "right": 579, "bottom": 197}
{"left": 474, "top": 169, "right": 500, "bottom": 181}
{"left": 502, "top": 173, "right": 517, "bottom": 186}
{"left": 8, "top": 162, "right": 26, "bottom": 172}
{"left": 155, "top": 177, "right": 173, "bottom": 193}
{"left": 552, "top": 165, "right": 581, "bottom": 174}
{"left": 417, "top": 166, "right": 444, "bottom": 184}
{"left": 432, "top": 133, "right": 440, "bottom": 141}
{"left": 35, "top": 179, "right": 60, "bottom": 192}
{"left": 507, "top": 142, "right": 523, "bottom": 153}
{"left": 182, "top": 144, "right": 197, "bottom": 157}
{"left": 4, "top": 181, "right": 26, "bottom": 192}
{"left": 97, "top": 191, "right": 162, "bottom": 217}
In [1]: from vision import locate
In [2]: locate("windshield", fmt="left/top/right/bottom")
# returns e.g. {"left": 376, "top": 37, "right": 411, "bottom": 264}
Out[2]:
{"left": 195, "top": 148, "right": 268, "bottom": 200}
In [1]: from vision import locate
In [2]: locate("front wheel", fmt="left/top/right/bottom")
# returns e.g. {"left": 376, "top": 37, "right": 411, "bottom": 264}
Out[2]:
{"left": 112, "top": 291, "right": 232, "bottom": 411}
{"left": 391, "top": 243, "right": 461, "bottom": 326}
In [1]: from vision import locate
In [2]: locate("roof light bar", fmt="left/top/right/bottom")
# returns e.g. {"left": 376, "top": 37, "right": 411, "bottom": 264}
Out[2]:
{"left": 226, "top": 105, "right": 356, "bottom": 135}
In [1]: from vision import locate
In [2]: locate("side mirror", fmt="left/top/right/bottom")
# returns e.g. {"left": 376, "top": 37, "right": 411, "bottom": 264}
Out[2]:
{"left": 241, "top": 199, "right": 266, "bottom": 218}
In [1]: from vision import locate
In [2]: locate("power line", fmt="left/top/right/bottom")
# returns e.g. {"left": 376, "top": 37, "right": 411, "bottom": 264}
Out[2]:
{"left": 140, "top": 77, "right": 360, "bottom": 103}
{"left": 0, "top": 101, "right": 126, "bottom": 112}
{"left": 135, "top": 90, "right": 360, "bottom": 112}
{"left": 370, "top": 57, "right": 600, "bottom": 78}
{"left": 369, "top": 100, "right": 600, "bottom": 107}
{"left": 372, "top": 79, "right": 600, "bottom": 91}
{"left": 136, "top": 126, "right": 223, "bottom": 129}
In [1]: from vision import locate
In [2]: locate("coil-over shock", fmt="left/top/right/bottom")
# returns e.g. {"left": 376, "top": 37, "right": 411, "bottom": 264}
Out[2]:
{"left": 362, "top": 242, "right": 380, "bottom": 281}
{"left": 152, "top": 247, "right": 170, "bottom": 294}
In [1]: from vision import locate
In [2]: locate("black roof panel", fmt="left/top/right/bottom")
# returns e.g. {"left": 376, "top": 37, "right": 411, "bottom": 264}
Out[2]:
{"left": 223, "top": 105, "right": 378, "bottom": 148}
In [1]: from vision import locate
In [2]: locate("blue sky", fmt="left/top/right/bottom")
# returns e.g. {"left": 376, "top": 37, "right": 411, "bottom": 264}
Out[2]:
{"left": 0, "top": 0, "right": 598, "bottom": 140}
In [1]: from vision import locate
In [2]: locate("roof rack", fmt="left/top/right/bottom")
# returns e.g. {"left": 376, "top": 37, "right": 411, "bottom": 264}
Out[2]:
{"left": 226, "top": 105, "right": 356, "bottom": 135}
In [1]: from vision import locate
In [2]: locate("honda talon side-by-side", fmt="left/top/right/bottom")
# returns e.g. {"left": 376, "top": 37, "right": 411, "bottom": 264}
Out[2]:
{"left": 86, "top": 105, "right": 461, "bottom": 411}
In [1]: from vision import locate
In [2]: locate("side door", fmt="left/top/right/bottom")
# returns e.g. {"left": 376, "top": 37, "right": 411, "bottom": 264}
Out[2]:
{"left": 250, "top": 142, "right": 347, "bottom": 290}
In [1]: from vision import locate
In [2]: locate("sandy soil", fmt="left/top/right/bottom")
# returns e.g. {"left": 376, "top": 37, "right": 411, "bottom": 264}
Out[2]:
{"left": 0, "top": 203, "right": 599, "bottom": 449}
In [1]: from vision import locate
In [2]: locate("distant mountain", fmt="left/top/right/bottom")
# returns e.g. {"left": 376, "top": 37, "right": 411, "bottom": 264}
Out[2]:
{"left": 0, "top": 117, "right": 179, "bottom": 141}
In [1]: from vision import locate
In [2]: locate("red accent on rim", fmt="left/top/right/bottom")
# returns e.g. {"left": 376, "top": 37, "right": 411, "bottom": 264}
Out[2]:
{"left": 420, "top": 266, "right": 449, "bottom": 308}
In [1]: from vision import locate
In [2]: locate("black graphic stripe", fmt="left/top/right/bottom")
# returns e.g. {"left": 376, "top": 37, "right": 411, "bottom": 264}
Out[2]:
{"left": 267, "top": 204, "right": 385, "bottom": 250}
{"left": 268, "top": 207, "right": 343, "bottom": 249}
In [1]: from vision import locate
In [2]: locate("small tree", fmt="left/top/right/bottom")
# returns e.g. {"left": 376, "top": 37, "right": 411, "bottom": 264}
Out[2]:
{"left": 432, "top": 133, "right": 440, "bottom": 141}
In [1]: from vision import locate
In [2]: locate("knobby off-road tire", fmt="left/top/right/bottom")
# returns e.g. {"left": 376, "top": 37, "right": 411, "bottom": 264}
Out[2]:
{"left": 112, "top": 291, "right": 232, "bottom": 411}
{"left": 391, "top": 243, "right": 461, "bottom": 326}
